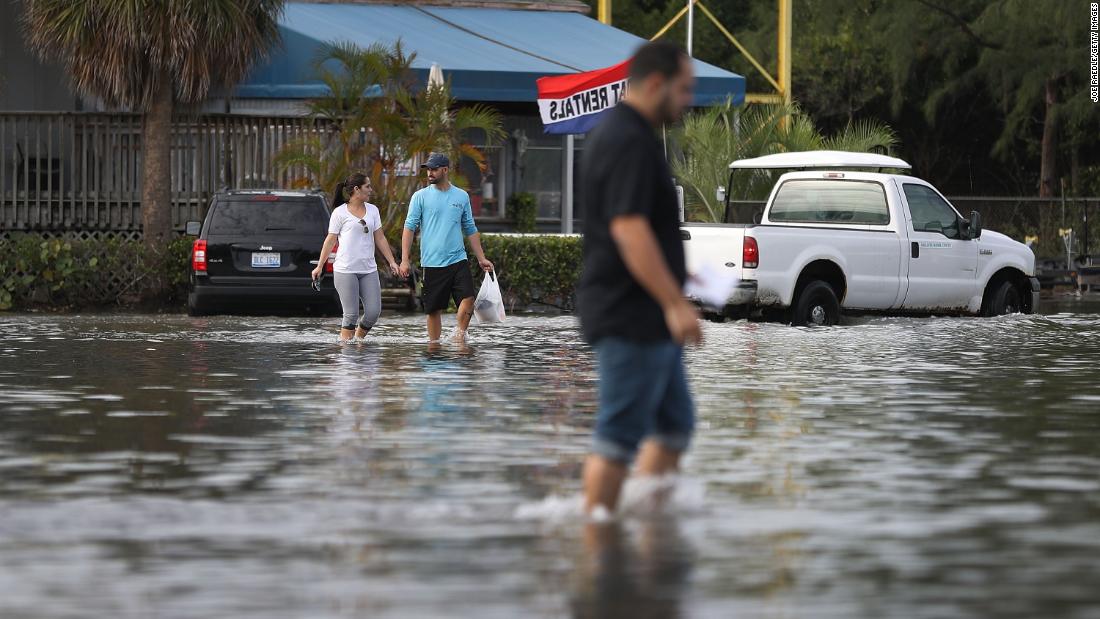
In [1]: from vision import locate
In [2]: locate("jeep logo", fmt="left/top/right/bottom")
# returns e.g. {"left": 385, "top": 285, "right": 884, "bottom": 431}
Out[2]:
{"left": 260, "top": 245, "right": 272, "bottom": 251}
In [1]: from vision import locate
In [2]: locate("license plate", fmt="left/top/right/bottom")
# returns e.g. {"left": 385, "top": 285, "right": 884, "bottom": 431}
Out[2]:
{"left": 251, "top": 252, "right": 281, "bottom": 268}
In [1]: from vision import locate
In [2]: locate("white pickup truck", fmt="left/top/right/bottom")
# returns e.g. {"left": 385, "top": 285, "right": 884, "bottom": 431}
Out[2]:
{"left": 682, "top": 151, "right": 1040, "bottom": 325}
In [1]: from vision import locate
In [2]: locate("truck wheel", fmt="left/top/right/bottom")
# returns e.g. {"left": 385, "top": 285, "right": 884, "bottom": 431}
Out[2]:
{"left": 984, "top": 279, "right": 1023, "bottom": 316}
{"left": 792, "top": 280, "right": 840, "bottom": 326}
{"left": 702, "top": 310, "right": 727, "bottom": 323}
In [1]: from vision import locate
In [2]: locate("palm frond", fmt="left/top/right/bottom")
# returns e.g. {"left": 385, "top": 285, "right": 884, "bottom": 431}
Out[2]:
{"left": 271, "top": 40, "right": 503, "bottom": 234}
{"left": 21, "top": 0, "right": 284, "bottom": 109}
{"left": 823, "top": 119, "right": 897, "bottom": 154}
{"left": 674, "top": 101, "right": 901, "bottom": 222}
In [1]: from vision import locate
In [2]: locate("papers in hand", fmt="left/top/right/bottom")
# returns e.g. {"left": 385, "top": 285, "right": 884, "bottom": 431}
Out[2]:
{"left": 684, "top": 264, "right": 740, "bottom": 308}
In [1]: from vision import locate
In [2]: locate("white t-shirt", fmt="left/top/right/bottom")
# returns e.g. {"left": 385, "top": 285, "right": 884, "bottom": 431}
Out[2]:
{"left": 328, "top": 203, "right": 382, "bottom": 273}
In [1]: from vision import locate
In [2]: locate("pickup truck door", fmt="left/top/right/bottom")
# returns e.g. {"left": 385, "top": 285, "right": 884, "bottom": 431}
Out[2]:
{"left": 897, "top": 181, "right": 978, "bottom": 311}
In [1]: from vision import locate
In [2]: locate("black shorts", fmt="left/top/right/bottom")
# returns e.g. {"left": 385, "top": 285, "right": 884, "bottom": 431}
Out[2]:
{"left": 421, "top": 260, "right": 475, "bottom": 313}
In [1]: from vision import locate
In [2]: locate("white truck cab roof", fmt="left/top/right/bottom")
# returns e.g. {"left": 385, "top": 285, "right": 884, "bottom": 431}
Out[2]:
{"left": 729, "top": 150, "right": 911, "bottom": 170}
{"left": 773, "top": 170, "right": 934, "bottom": 188}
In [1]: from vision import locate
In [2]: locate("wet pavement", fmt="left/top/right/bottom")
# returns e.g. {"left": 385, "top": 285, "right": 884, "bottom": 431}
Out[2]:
{"left": 1, "top": 303, "right": 1099, "bottom": 618}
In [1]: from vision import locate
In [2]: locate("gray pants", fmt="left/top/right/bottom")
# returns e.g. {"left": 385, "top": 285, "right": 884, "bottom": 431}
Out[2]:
{"left": 334, "top": 271, "right": 381, "bottom": 331}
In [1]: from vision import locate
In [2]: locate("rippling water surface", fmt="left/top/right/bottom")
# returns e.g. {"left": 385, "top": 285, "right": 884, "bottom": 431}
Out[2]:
{"left": 2, "top": 304, "right": 1100, "bottom": 618}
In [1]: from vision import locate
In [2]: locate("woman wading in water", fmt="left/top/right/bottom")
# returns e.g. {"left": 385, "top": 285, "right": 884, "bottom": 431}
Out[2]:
{"left": 312, "top": 172, "right": 400, "bottom": 343}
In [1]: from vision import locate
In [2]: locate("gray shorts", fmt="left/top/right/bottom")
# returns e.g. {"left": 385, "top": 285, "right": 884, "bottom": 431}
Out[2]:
{"left": 334, "top": 271, "right": 381, "bottom": 331}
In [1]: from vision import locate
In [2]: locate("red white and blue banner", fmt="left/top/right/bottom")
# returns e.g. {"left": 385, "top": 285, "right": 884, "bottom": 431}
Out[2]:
{"left": 537, "top": 59, "right": 630, "bottom": 135}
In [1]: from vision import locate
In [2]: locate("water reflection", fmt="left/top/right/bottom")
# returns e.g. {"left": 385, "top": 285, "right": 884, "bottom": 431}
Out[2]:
{"left": 572, "top": 519, "right": 694, "bottom": 619}
{"left": 2, "top": 309, "right": 1100, "bottom": 617}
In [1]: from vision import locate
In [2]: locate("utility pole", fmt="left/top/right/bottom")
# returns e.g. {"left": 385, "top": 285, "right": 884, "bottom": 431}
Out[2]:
{"left": 778, "top": 0, "right": 792, "bottom": 107}
{"left": 687, "top": 0, "right": 695, "bottom": 56}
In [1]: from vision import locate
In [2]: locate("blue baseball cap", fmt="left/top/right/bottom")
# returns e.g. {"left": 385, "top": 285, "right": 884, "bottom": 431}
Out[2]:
{"left": 421, "top": 152, "right": 450, "bottom": 169}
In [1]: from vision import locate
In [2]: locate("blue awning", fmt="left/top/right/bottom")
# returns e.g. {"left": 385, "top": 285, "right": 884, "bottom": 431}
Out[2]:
{"left": 238, "top": 3, "right": 745, "bottom": 106}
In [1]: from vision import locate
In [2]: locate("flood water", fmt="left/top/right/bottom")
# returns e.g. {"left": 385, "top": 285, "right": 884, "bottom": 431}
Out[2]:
{"left": 2, "top": 303, "right": 1100, "bottom": 618}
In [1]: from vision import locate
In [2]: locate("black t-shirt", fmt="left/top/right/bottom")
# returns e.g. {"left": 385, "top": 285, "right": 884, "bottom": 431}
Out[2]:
{"left": 577, "top": 103, "right": 687, "bottom": 344}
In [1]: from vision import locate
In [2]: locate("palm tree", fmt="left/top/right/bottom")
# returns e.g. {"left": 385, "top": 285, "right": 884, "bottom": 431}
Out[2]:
{"left": 21, "top": 0, "right": 285, "bottom": 248}
{"left": 397, "top": 77, "right": 506, "bottom": 183}
{"left": 275, "top": 41, "right": 411, "bottom": 199}
{"left": 275, "top": 41, "right": 504, "bottom": 238}
{"left": 388, "top": 76, "right": 505, "bottom": 234}
{"left": 673, "top": 100, "right": 898, "bottom": 223}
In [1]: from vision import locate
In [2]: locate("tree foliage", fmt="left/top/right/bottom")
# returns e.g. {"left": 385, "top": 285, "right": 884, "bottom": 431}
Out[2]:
{"left": 590, "top": 0, "right": 1100, "bottom": 196}
{"left": 673, "top": 100, "right": 897, "bottom": 222}
{"left": 275, "top": 41, "right": 505, "bottom": 238}
{"left": 20, "top": 0, "right": 284, "bottom": 109}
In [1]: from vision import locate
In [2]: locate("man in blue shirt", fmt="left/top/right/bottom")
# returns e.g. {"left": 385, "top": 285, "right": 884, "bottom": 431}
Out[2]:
{"left": 399, "top": 153, "right": 493, "bottom": 342}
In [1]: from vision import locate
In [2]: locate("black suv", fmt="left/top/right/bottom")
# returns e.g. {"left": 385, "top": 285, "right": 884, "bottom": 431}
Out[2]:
{"left": 186, "top": 190, "right": 339, "bottom": 316}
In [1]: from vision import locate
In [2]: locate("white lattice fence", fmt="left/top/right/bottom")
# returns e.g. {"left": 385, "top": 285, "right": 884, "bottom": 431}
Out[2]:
{"left": 0, "top": 229, "right": 145, "bottom": 243}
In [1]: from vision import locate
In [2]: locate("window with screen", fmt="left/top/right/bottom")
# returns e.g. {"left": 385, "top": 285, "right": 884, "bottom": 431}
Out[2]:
{"left": 769, "top": 180, "right": 890, "bottom": 225}
{"left": 902, "top": 184, "right": 960, "bottom": 238}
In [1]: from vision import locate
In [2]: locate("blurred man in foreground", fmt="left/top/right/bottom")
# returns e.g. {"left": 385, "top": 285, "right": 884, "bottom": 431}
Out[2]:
{"left": 577, "top": 41, "right": 702, "bottom": 516}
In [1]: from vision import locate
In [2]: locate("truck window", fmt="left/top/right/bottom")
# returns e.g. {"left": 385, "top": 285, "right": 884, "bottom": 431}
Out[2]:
{"left": 902, "top": 184, "right": 960, "bottom": 239}
{"left": 769, "top": 180, "right": 889, "bottom": 225}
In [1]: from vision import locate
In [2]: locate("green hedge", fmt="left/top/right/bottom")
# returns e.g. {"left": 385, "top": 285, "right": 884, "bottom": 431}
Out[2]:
{"left": 1, "top": 232, "right": 582, "bottom": 312}
{"left": 0, "top": 234, "right": 192, "bottom": 311}
{"left": 470, "top": 233, "right": 582, "bottom": 310}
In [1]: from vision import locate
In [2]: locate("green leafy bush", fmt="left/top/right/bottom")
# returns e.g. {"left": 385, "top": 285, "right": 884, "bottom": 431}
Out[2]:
{"left": 507, "top": 192, "right": 538, "bottom": 233}
{"left": 470, "top": 233, "right": 581, "bottom": 310}
{"left": 0, "top": 236, "right": 86, "bottom": 309}
{"left": 0, "top": 234, "right": 192, "bottom": 311}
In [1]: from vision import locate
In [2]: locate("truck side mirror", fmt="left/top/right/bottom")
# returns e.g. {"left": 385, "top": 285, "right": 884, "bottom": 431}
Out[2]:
{"left": 968, "top": 211, "right": 982, "bottom": 240}
{"left": 753, "top": 209, "right": 764, "bottom": 225}
{"left": 716, "top": 185, "right": 727, "bottom": 204}
{"left": 185, "top": 221, "right": 202, "bottom": 236}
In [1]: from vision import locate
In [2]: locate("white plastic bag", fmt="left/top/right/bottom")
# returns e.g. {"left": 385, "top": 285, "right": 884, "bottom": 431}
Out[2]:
{"left": 473, "top": 270, "right": 506, "bottom": 325}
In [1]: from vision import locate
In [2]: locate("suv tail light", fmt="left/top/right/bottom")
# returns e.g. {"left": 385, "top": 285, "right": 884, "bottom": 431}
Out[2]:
{"left": 192, "top": 239, "right": 207, "bottom": 272}
{"left": 326, "top": 244, "right": 337, "bottom": 273}
{"left": 743, "top": 236, "right": 759, "bottom": 269}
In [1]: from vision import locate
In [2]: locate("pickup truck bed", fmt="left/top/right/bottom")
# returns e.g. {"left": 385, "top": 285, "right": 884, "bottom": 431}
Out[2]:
{"left": 680, "top": 223, "right": 757, "bottom": 310}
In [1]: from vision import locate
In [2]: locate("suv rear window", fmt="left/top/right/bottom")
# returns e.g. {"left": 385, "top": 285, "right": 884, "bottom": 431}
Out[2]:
{"left": 769, "top": 179, "right": 890, "bottom": 225}
{"left": 209, "top": 197, "right": 327, "bottom": 236}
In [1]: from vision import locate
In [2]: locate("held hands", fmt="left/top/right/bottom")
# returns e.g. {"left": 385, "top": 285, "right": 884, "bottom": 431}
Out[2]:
{"left": 664, "top": 300, "right": 703, "bottom": 346}
{"left": 388, "top": 261, "right": 400, "bottom": 278}
{"left": 398, "top": 260, "right": 411, "bottom": 279}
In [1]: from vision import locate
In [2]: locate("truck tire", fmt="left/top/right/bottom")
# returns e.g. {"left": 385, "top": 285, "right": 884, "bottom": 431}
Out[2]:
{"left": 984, "top": 279, "right": 1023, "bottom": 316}
{"left": 702, "top": 310, "right": 727, "bottom": 323}
{"left": 791, "top": 280, "right": 840, "bottom": 326}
